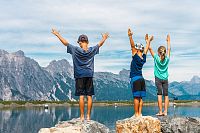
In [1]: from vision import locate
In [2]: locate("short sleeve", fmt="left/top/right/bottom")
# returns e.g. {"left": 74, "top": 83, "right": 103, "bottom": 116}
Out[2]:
{"left": 154, "top": 54, "right": 159, "bottom": 62}
{"left": 165, "top": 56, "right": 170, "bottom": 64}
{"left": 166, "top": 56, "right": 170, "bottom": 61}
{"left": 142, "top": 54, "right": 146, "bottom": 63}
{"left": 67, "top": 44, "right": 75, "bottom": 54}
{"left": 154, "top": 54, "right": 157, "bottom": 58}
{"left": 91, "top": 44, "right": 99, "bottom": 55}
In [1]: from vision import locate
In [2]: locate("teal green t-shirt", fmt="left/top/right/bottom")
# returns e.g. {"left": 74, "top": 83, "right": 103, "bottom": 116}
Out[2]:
{"left": 154, "top": 54, "right": 169, "bottom": 80}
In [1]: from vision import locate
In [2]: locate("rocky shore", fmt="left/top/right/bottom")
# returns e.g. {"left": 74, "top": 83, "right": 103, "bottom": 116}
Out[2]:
{"left": 116, "top": 116, "right": 161, "bottom": 133}
{"left": 38, "top": 118, "right": 111, "bottom": 133}
{"left": 0, "top": 101, "right": 200, "bottom": 108}
{"left": 38, "top": 116, "right": 200, "bottom": 133}
{"left": 158, "top": 116, "right": 200, "bottom": 133}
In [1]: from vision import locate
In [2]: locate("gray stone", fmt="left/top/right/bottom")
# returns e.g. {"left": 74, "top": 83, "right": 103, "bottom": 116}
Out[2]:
{"left": 0, "top": 103, "right": 4, "bottom": 108}
{"left": 158, "top": 116, "right": 200, "bottom": 133}
{"left": 38, "top": 118, "right": 110, "bottom": 133}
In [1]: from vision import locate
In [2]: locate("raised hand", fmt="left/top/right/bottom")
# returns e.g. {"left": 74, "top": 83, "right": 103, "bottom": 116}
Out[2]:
{"left": 144, "top": 34, "right": 154, "bottom": 55}
{"left": 102, "top": 32, "right": 109, "bottom": 40}
{"left": 149, "top": 35, "right": 154, "bottom": 42}
{"left": 166, "top": 34, "right": 170, "bottom": 44}
{"left": 128, "top": 28, "right": 133, "bottom": 37}
{"left": 166, "top": 34, "right": 171, "bottom": 57}
{"left": 98, "top": 32, "right": 109, "bottom": 47}
{"left": 145, "top": 34, "right": 153, "bottom": 42}
{"left": 51, "top": 29, "right": 60, "bottom": 36}
{"left": 51, "top": 28, "right": 69, "bottom": 46}
{"left": 145, "top": 34, "right": 148, "bottom": 42}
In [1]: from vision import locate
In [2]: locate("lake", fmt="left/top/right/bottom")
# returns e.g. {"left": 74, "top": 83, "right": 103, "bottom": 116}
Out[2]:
{"left": 0, "top": 105, "right": 199, "bottom": 133}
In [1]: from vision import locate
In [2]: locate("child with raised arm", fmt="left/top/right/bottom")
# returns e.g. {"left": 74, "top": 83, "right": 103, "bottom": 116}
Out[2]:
{"left": 148, "top": 34, "right": 171, "bottom": 116}
{"left": 128, "top": 28, "right": 153, "bottom": 117}
{"left": 52, "top": 29, "right": 109, "bottom": 121}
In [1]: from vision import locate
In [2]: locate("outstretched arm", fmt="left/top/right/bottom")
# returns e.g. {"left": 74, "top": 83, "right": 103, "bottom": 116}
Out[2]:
{"left": 98, "top": 33, "right": 109, "bottom": 47}
{"left": 148, "top": 47, "right": 155, "bottom": 58}
{"left": 52, "top": 29, "right": 69, "bottom": 46}
{"left": 128, "top": 28, "right": 137, "bottom": 55}
{"left": 166, "top": 34, "right": 171, "bottom": 57}
{"left": 144, "top": 34, "right": 154, "bottom": 55}
{"left": 146, "top": 34, "right": 155, "bottom": 58}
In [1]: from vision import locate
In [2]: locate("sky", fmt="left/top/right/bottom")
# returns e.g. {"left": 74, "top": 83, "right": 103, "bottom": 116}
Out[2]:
{"left": 0, "top": 0, "right": 200, "bottom": 82}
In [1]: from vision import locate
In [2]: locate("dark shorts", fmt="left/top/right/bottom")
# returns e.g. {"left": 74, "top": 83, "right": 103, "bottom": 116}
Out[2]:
{"left": 131, "top": 78, "right": 146, "bottom": 98}
{"left": 155, "top": 77, "right": 168, "bottom": 96}
{"left": 75, "top": 77, "right": 94, "bottom": 96}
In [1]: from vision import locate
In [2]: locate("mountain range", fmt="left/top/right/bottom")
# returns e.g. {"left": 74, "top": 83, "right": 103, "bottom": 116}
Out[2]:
{"left": 0, "top": 50, "right": 199, "bottom": 101}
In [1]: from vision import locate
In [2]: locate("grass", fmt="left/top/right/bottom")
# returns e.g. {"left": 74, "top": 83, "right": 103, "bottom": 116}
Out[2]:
{"left": 0, "top": 100, "right": 69, "bottom": 105}
{"left": 171, "top": 100, "right": 200, "bottom": 103}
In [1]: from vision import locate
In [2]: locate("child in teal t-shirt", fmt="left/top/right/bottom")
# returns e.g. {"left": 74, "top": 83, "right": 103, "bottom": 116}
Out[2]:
{"left": 154, "top": 53, "right": 170, "bottom": 80}
{"left": 149, "top": 34, "right": 171, "bottom": 116}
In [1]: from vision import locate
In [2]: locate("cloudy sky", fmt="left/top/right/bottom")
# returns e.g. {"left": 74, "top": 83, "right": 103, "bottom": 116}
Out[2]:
{"left": 0, "top": 0, "right": 200, "bottom": 82}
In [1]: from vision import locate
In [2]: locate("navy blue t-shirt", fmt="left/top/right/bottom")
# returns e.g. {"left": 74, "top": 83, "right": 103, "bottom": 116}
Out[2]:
{"left": 130, "top": 54, "right": 146, "bottom": 78}
{"left": 67, "top": 44, "right": 99, "bottom": 78}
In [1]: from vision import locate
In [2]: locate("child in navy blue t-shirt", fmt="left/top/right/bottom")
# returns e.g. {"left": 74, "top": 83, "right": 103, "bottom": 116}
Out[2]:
{"left": 52, "top": 29, "right": 109, "bottom": 121}
{"left": 128, "top": 28, "right": 153, "bottom": 117}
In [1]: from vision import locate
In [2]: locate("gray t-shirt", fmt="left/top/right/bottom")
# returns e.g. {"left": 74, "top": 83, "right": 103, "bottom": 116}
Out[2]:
{"left": 67, "top": 44, "right": 99, "bottom": 78}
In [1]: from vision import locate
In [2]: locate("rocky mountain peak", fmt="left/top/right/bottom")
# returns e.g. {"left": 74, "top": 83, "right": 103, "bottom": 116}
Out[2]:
{"left": 190, "top": 75, "right": 200, "bottom": 84}
{"left": 119, "top": 69, "right": 129, "bottom": 76}
{"left": 0, "top": 49, "right": 9, "bottom": 55}
{"left": 12, "top": 50, "right": 25, "bottom": 57}
{"left": 45, "top": 59, "right": 73, "bottom": 76}
{"left": 119, "top": 69, "right": 130, "bottom": 81}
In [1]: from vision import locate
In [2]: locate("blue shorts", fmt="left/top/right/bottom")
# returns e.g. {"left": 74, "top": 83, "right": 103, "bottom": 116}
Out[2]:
{"left": 130, "top": 76, "right": 146, "bottom": 98}
{"left": 133, "top": 91, "right": 146, "bottom": 97}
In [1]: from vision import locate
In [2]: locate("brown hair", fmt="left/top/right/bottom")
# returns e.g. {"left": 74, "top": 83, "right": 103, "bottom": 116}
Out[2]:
{"left": 158, "top": 46, "right": 166, "bottom": 61}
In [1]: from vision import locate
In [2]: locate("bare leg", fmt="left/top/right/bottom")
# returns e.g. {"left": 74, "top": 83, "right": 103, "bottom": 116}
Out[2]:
{"left": 87, "top": 95, "right": 92, "bottom": 120}
{"left": 134, "top": 97, "right": 140, "bottom": 117}
{"left": 156, "top": 95, "right": 163, "bottom": 116}
{"left": 163, "top": 96, "right": 169, "bottom": 115}
{"left": 79, "top": 95, "right": 84, "bottom": 121}
{"left": 138, "top": 98, "right": 143, "bottom": 116}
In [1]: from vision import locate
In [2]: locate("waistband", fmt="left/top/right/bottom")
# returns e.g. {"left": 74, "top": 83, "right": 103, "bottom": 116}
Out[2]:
{"left": 130, "top": 76, "right": 143, "bottom": 83}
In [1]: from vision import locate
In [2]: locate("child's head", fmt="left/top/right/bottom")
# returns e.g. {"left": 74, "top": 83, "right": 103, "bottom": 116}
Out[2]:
{"left": 135, "top": 43, "right": 144, "bottom": 53}
{"left": 157, "top": 46, "right": 166, "bottom": 60}
{"left": 77, "top": 34, "right": 89, "bottom": 47}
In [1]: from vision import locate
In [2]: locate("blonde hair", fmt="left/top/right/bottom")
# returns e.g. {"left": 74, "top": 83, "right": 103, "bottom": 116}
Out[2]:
{"left": 158, "top": 46, "right": 166, "bottom": 61}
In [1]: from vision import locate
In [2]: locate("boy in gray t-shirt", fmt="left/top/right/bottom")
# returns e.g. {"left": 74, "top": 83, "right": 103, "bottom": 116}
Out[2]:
{"left": 52, "top": 29, "right": 109, "bottom": 121}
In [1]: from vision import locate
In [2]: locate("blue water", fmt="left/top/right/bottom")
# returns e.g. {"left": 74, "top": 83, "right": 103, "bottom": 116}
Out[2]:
{"left": 0, "top": 105, "right": 199, "bottom": 133}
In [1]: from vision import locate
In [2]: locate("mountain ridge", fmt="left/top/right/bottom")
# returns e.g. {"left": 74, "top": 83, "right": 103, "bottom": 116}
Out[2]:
{"left": 0, "top": 49, "right": 199, "bottom": 101}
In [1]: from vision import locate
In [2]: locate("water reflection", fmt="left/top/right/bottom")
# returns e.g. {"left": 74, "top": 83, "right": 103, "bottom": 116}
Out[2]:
{"left": 0, "top": 105, "right": 199, "bottom": 133}
{"left": 0, "top": 106, "right": 79, "bottom": 133}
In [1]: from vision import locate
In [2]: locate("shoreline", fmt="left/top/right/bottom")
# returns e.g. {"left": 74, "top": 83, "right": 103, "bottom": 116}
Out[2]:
{"left": 0, "top": 100, "right": 200, "bottom": 108}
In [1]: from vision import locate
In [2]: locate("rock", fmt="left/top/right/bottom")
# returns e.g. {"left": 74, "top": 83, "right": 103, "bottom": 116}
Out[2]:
{"left": 25, "top": 102, "right": 34, "bottom": 106}
{"left": 0, "top": 103, "right": 4, "bottom": 108}
{"left": 38, "top": 118, "right": 110, "bottom": 133}
{"left": 116, "top": 116, "right": 161, "bottom": 133}
{"left": 0, "top": 49, "right": 9, "bottom": 55}
{"left": 159, "top": 116, "right": 200, "bottom": 133}
{"left": 12, "top": 50, "right": 25, "bottom": 57}
{"left": 10, "top": 103, "right": 20, "bottom": 107}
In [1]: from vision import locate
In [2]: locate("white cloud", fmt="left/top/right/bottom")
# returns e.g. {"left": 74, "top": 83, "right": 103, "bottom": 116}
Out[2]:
{"left": 0, "top": 0, "right": 200, "bottom": 81}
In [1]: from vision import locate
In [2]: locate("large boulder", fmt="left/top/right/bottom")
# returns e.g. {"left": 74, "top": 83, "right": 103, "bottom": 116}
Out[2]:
{"left": 116, "top": 116, "right": 161, "bottom": 133}
{"left": 38, "top": 118, "right": 110, "bottom": 133}
{"left": 159, "top": 116, "right": 200, "bottom": 133}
